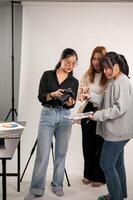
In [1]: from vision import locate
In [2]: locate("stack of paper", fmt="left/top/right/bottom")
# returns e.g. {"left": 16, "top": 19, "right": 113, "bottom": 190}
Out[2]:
{"left": 0, "top": 122, "right": 24, "bottom": 138}
{"left": 64, "top": 111, "right": 94, "bottom": 120}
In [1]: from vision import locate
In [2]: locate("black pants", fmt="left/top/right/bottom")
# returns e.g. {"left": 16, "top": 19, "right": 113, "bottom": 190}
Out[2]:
{"left": 81, "top": 102, "right": 106, "bottom": 183}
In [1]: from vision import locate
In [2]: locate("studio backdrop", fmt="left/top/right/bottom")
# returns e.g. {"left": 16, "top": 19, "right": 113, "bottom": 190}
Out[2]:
{"left": 18, "top": 2, "right": 133, "bottom": 180}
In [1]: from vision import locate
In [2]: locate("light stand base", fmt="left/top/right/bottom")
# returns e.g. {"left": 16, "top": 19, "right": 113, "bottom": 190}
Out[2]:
{"left": 5, "top": 108, "right": 18, "bottom": 121}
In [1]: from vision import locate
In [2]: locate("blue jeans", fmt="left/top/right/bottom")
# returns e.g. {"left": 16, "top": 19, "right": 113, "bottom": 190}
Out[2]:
{"left": 100, "top": 140, "right": 129, "bottom": 200}
{"left": 29, "top": 106, "right": 72, "bottom": 196}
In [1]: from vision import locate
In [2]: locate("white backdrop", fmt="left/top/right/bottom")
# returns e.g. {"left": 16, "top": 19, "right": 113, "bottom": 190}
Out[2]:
{"left": 18, "top": 2, "right": 133, "bottom": 181}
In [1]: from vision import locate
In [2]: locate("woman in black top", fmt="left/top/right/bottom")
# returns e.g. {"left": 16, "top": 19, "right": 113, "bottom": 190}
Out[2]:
{"left": 25, "top": 48, "right": 79, "bottom": 200}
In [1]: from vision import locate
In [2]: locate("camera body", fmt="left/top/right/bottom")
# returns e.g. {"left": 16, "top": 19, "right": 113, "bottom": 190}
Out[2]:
{"left": 57, "top": 88, "right": 74, "bottom": 105}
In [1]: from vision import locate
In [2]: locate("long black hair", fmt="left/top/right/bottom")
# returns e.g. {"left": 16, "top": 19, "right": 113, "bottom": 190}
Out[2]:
{"left": 119, "top": 54, "right": 129, "bottom": 77}
{"left": 101, "top": 52, "right": 129, "bottom": 77}
{"left": 55, "top": 48, "right": 78, "bottom": 75}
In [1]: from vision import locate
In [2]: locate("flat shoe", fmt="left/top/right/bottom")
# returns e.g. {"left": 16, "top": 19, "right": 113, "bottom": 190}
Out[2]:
{"left": 52, "top": 190, "right": 64, "bottom": 197}
{"left": 82, "top": 178, "right": 91, "bottom": 185}
{"left": 24, "top": 193, "right": 42, "bottom": 200}
{"left": 91, "top": 182, "right": 105, "bottom": 187}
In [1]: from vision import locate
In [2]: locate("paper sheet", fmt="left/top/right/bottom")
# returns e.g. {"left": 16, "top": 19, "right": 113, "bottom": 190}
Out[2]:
{"left": 0, "top": 122, "right": 25, "bottom": 138}
{"left": 0, "top": 122, "right": 24, "bottom": 131}
{"left": 64, "top": 111, "right": 94, "bottom": 120}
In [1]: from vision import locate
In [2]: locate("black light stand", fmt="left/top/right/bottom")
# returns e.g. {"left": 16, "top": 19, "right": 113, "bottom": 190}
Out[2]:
{"left": 4, "top": 1, "right": 21, "bottom": 192}
{"left": 20, "top": 139, "right": 71, "bottom": 186}
{"left": 5, "top": 1, "right": 18, "bottom": 121}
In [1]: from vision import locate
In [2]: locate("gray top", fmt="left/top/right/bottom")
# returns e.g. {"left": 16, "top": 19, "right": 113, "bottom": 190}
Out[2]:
{"left": 90, "top": 74, "right": 133, "bottom": 141}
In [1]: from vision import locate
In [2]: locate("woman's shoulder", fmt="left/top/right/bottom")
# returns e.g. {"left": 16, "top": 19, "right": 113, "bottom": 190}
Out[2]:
{"left": 42, "top": 69, "right": 54, "bottom": 76}
{"left": 44, "top": 69, "right": 54, "bottom": 74}
{"left": 70, "top": 75, "right": 79, "bottom": 84}
{"left": 115, "top": 74, "right": 130, "bottom": 86}
{"left": 111, "top": 74, "right": 132, "bottom": 93}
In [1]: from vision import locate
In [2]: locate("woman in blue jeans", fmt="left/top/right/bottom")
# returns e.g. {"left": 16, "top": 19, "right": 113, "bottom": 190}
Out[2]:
{"left": 86, "top": 52, "right": 133, "bottom": 200}
{"left": 25, "top": 48, "right": 79, "bottom": 200}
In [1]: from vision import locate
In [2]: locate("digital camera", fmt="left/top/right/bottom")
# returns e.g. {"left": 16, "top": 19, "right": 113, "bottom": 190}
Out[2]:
{"left": 57, "top": 88, "right": 74, "bottom": 105}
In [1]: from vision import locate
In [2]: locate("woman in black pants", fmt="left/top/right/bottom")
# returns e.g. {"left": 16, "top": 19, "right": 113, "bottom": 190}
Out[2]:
{"left": 79, "top": 46, "right": 107, "bottom": 187}
{"left": 81, "top": 102, "right": 105, "bottom": 186}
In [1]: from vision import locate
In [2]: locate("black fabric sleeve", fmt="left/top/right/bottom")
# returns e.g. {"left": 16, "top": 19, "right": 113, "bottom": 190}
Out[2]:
{"left": 38, "top": 72, "right": 48, "bottom": 104}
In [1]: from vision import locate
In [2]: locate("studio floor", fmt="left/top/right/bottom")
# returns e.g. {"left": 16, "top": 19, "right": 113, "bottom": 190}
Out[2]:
{"left": 0, "top": 175, "right": 133, "bottom": 200}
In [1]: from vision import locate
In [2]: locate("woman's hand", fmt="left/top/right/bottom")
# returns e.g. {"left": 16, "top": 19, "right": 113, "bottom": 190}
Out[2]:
{"left": 82, "top": 93, "right": 91, "bottom": 99}
{"left": 88, "top": 113, "right": 94, "bottom": 120}
{"left": 79, "top": 92, "right": 91, "bottom": 101}
{"left": 49, "top": 89, "right": 64, "bottom": 98}
{"left": 66, "top": 97, "right": 75, "bottom": 106}
{"left": 81, "top": 86, "right": 89, "bottom": 93}
{"left": 79, "top": 86, "right": 90, "bottom": 101}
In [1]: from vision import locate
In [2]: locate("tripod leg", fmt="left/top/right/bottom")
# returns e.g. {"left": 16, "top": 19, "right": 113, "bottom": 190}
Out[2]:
{"left": 64, "top": 169, "right": 71, "bottom": 186}
{"left": 51, "top": 142, "right": 55, "bottom": 164}
{"left": 20, "top": 140, "right": 37, "bottom": 182}
{"left": 17, "top": 141, "right": 20, "bottom": 191}
{"left": 14, "top": 109, "right": 18, "bottom": 116}
{"left": 5, "top": 109, "right": 12, "bottom": 121}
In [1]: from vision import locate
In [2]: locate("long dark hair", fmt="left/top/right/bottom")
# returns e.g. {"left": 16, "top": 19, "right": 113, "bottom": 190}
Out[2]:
{"left": 119, "top": 54, "right": 129, "bottom": 77}
{"left": 101, "top": 52, "right": 129, "bottom": 77}
{"left": 55, "top": 48, "right": 78, "bottom": 75}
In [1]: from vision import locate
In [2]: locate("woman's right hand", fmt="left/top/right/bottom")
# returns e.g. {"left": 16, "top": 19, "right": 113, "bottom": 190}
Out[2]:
{"left": 82, "top": 93, "right": 91, "bottom": 99}
{"left": 80, "top": 86, "right": 89, "bottom": 94}
{"left": 79, "top": 86, "right": 90, "bottom": 101}
{"left": 49, "top": 89, "right": 64, "bottom": 98}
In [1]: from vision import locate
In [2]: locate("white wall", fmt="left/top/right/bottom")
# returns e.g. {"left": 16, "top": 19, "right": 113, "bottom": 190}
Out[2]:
{"left": 18, "top": 2, "right": 133, "bottom": 181}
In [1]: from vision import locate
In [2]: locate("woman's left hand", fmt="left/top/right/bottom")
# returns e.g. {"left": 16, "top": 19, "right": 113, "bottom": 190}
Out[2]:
{"left": 88, "top": 113, "right": 94, "bottom": 120}
{"left": 66, "top": 97, "right": 75, "bottom": 106}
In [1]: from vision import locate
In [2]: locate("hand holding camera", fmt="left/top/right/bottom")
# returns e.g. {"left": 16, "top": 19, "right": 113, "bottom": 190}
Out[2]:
{"left": 49, "top": 88, "right": 75, "bottom": 106}
{"left": 56, "top": 88, "right": 75, "bottom": 105}
{"left": 49, "top": 89, "right": 64, "bottom": 98}
{"left": 66, "top": 97, "right": 75, "bottom": 107}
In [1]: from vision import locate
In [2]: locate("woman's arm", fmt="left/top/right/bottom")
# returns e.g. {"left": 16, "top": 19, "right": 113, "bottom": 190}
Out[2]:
{"left": 89, "top": 92, "right": 104, "bottom": 107}
{"left": 91, "top": 80, "right": 131, "bottom": 121}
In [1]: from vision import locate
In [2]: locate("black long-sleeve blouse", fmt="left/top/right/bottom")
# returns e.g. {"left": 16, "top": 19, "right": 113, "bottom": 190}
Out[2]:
{"left": 38, "top": 70, "right": 79, "bottom": 109}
